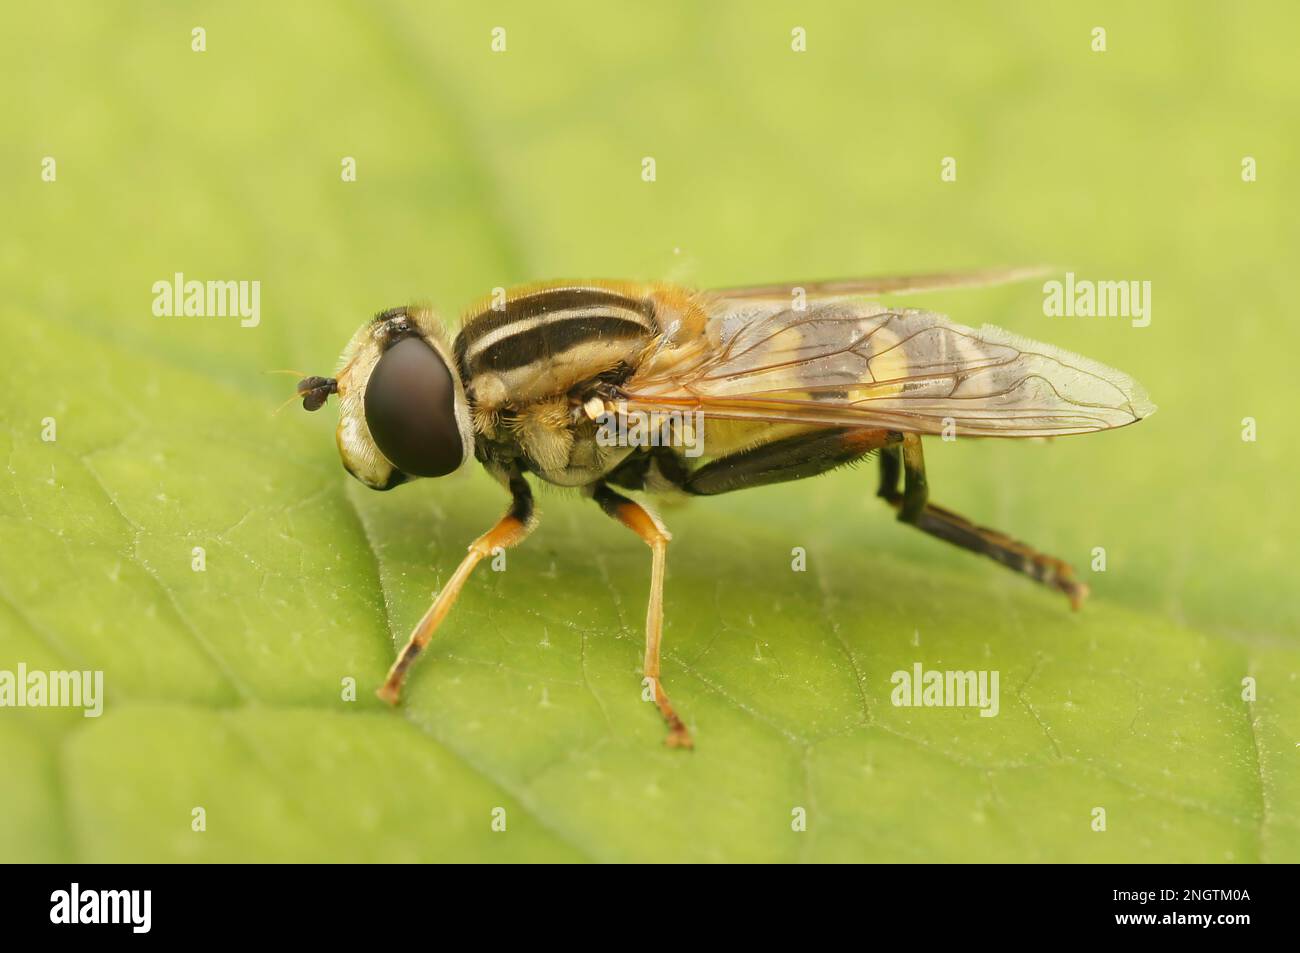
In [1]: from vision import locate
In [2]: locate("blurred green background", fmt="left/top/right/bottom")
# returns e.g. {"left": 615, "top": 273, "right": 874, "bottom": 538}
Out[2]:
{"left": 2, "top": 1, "right": 1297, "bottom": 862}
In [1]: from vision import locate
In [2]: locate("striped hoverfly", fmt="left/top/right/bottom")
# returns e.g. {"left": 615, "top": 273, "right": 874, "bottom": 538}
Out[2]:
{"left": 297, "top": 267, "right": 1154, "bottom": 748}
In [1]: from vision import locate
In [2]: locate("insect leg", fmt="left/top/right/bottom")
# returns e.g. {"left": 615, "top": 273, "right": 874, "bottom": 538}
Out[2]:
{"left": 887, "top": 434, "right": 1089, "bottom": 609}
{"left": 682, "top": 428, "right": 899, "bottom": 496}
{"left": 898, "top": 433, "right": 930, "bottom": 522}
{"left": 590, "top": 483, "right": 692, "bottom": 749}
{"left": 877, "top": 444, "right": 902, "bottom": 502}
{"left": 377, "top": 473, "right": 536, "bottom": 705}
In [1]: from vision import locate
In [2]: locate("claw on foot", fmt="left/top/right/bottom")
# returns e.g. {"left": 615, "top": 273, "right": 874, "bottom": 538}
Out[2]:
{"left": 665, "top": 718, "right": 694, "bottom": 749}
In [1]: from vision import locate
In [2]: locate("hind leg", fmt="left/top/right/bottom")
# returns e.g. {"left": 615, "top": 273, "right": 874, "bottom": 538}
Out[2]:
{"left": 682, "top": 428, "right": 898, "bottom": 496}
{"left": 878, "top": 435, "right": 1088, "bottom": 608}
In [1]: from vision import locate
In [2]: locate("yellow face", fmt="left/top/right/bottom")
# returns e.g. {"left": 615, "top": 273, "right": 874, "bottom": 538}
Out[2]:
{"left": 331, "top": 306, "right": 476, "bottom": 490}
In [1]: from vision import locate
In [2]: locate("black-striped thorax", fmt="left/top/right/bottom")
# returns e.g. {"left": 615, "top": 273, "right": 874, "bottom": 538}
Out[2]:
{"left": 454, "top": 285, "right": 666, "bottom": 486}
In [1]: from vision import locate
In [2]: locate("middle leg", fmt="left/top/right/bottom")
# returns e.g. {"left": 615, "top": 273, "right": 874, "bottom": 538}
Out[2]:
{"left": 589, "top": 483, "right": 692, "bottom": 748}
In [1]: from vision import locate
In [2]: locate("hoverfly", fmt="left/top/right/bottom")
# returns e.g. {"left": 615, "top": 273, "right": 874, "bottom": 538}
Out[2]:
{"left": 298, "top": 267, "right": 1154, "bottom": 748}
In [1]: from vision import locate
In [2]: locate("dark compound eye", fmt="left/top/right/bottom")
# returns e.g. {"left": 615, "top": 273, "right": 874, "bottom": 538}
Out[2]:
{"left": 363, "top": 336, "right": 465, "bottom": 478}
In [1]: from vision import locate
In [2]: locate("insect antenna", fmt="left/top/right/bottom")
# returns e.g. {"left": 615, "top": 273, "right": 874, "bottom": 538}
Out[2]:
{"left": 295, "top": 375, "right": 338, "bottom": 412}
{"left": 266, "top": 369, "right": 338, "bottom": 416}
{"left": 270, "top": 392, "right": 306, "bottom": 417}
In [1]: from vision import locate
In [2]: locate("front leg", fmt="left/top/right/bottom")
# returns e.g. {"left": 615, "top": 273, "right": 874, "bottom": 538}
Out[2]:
{"left": 377, "top": 471, "right": 536, "bottom": 704}
{"left": 590, "top": 483, "right": 692, "bottom": 749}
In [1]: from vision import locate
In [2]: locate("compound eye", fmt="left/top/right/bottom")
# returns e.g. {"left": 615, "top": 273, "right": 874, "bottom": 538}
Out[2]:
{"left": 363, "top": 336, "right": 464, "bottom": 478}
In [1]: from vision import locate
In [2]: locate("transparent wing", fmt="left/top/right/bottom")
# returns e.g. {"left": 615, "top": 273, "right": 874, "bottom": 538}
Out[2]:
{"left": 713, "top": 264, "right": 1055, "bottom": 300}
{"left": 621, "top": 298, "right": 1156, "bottom": 437}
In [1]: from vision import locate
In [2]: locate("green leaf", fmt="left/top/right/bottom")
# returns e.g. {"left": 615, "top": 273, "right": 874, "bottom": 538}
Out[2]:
{"left": 2, "top": 1, "right": 1298, "bottom": 863}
